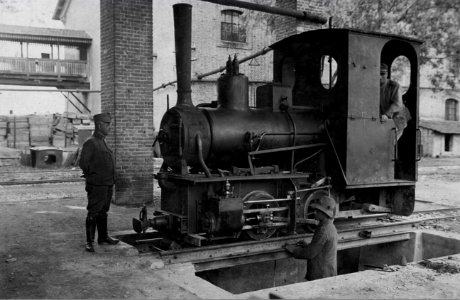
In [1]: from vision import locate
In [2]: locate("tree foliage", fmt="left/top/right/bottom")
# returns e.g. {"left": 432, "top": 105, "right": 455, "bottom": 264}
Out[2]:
{"left": 240, "top": 0, "right": 277, "bottom": 37}
{"left": 321, "top": 0, "right": 460, "bottom": 89}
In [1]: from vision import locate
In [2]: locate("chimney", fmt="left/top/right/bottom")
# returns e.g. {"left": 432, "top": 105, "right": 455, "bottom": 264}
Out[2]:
{"left": 173, "top": 3, "right": 193, "bottom": 107}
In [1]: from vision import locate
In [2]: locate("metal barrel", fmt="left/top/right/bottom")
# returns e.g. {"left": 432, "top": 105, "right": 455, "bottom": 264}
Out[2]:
{"left": 173, "top": 3, "right": 193, "bottom": 107}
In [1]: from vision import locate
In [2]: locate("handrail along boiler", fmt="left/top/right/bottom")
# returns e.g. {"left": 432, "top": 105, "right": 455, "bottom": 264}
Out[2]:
{"left": 133, "top": 4, "right": 423, "bottom": 246}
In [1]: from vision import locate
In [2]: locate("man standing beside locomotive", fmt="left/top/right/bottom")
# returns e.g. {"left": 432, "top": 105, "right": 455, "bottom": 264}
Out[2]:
{"left": 380, "top": 63, "right": 411, "bottom": 140}
{"left": 284, "top": 196, "right": 338, "bottom": 280}
{"left": 80, "top": 112, "right": 119, "bottom": 252}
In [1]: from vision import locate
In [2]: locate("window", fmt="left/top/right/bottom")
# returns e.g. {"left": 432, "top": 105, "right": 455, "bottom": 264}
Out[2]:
{"left": 221, "top": 10, "right": 246, "bottom": 43}
{"left": 445, "top": 99, "right": 458, "bottom": 121}
{"left": 391, "top": 56, "right": 411, "bottom": 94}
{"left": 320, "top": 55, "right": 338, "bottom": 90}
{"left": 445, "top": 134, "right": 453, "bottom": 152}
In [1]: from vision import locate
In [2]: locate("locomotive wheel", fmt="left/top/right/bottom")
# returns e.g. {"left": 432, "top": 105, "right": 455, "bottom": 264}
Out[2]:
{"left": 242, "top": 190, "right": 280, "bottom": 240}
{"left": 302, "top": 190, "right": 331, "bottom": 233}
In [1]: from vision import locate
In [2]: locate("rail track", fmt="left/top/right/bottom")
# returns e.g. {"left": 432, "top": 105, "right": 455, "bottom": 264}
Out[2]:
{"left": 0, "top": 169, "right": 83, "bottom": 185}
{"left": 121, "top": 207, "right": 460, "bottom": 272}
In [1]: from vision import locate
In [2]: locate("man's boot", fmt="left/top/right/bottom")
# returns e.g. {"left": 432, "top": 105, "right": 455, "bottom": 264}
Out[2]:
{"left": 85, "top": 216, "right": 96, "bottom": 252}
{"left": 97, "top": 213, "right": 119, "bottom": 245}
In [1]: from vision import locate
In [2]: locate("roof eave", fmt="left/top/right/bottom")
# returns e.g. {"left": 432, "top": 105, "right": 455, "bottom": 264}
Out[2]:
{"left": 420, "top": 120, "right": 460, "bottom": 134}
{"left": 0, "top": 33, "right": 92, "bottom": 45}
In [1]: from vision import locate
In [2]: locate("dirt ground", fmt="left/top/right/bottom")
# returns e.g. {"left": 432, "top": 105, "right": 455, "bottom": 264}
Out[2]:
{"left": 415, "top": 157, "right": 460, "bottom": 232}
{"left": 0, "top": 157, "right": 460, "bottom": 299}
{"left": 0, "top": 167, "right": 197, "bottom": 299}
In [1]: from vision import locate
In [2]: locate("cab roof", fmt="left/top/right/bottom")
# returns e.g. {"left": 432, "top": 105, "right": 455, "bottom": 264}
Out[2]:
{"left": 270, "top": 28, "right": 423, "bottom": 50}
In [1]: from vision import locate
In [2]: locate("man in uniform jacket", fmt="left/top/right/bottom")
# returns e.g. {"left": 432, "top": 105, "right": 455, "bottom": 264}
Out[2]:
{"left": 380, "top": 63, "right": 411, "bottom": 140}
{"left": 80, "top": 112, "right": 119, "bottom": 252}
{"left": 284, "top": 196, "right": 338, "bottom": 280}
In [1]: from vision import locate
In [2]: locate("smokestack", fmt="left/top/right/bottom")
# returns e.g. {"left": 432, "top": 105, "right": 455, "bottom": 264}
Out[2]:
{"left": 173, "top": 3, "right": 193, "bottom": 107}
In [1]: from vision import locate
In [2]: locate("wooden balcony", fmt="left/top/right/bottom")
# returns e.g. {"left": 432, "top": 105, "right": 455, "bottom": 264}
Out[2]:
{"left": 0, "top": 56, "right": 90, "bottom": 89}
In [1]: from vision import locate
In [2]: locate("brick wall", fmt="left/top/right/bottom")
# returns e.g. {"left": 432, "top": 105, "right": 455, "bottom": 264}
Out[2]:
{"left": 275, "top": 0, "right": 326, "bottom": 41}
{"left": 100, "top": 0, "right": 154, "bottom": 205}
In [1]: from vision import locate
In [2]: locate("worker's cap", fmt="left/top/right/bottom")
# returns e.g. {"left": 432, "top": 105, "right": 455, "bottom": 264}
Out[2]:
{"left": 93, "top": 113, "right": 111, "bottom": 123}
{"left": 310, "top": 195, "right": 336, "bottom": 219}
{"left": 380, "top": 63, "right": 389, "bottom": 72}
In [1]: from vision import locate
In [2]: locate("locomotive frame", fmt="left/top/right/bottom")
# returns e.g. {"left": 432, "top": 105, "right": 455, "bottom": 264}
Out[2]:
{"left": 133, "top": 4, "right": 423, "bottom": 246}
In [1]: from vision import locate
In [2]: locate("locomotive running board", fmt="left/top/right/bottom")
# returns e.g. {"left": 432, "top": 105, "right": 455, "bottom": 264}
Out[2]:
{"left": 157, "top": 212, "right": 457, "bottom": 272}
{"left": 345, "top": 180, "right": 415, "bottom": 189}
{"left": 192, "top": 233, "right": 411, "bottom": 272}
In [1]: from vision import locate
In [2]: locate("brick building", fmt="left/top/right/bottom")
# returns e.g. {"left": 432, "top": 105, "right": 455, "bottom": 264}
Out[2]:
{"left": 392, "top": 58, "right": 460, "bottom": 157}
{"left": 418, "top": 83, "right": 460, "bottom": 157}
{"left": 52, "top": 0, "right": 326, "bottom": 204}
{"left": 419, "top": 61, "right": 460, "bottom": 157}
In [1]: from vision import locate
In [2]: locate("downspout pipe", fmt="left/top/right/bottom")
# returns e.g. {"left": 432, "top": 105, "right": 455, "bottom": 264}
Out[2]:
{"left": 200, "top": 0, "right": 328, "bottom": 24}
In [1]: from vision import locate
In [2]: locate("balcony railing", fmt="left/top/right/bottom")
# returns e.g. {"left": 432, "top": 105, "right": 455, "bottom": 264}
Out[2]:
{"left": 0, "top": 56, "right": 88, "bottom": 79}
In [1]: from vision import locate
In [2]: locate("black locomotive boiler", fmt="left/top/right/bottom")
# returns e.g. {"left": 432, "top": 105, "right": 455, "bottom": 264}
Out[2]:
{"left": 133, "top": 4, "right": 423, "bottom": 246}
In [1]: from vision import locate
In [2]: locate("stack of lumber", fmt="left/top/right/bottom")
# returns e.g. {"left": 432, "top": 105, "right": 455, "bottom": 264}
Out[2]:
{"left": 52, "top": 112, "right": 92, "bottom": 148}
{"left": 0, "top": 146, "right": 21, "bottom": 167}
{"left": 0, "top": 113, "right": 92, "bottom": 150}
{"left": 53, "top": 113, "right": 74, "bottom": 148}
{"left": 63, "top": 112, "right": 91, "bottom": 125}
{"left": 0, "top": 116, "right": 7, "bottom": 147}
{"left": 7, "top": 116, "right": 30, "bottom": 150}
{"left": 29, "top": 115, "right": 53, "bottom": 147}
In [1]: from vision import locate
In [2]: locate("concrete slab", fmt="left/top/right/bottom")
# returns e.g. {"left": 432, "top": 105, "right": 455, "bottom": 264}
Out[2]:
{"left": 235, "top": 254, "right": 460, "bottom": 299}
{"left": 157, "top": 263, "right": 235, "bottom": 299}
{"left": 114, "top": 230, "right": 459, "bottom": 299}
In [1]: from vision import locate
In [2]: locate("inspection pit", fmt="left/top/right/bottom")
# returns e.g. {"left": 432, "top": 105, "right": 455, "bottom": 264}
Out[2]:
{"left": 194, "top": 230, "right": 460, "bottom": 294}
{"left": 116, "top": 229, "right": 460, "bottom": 297}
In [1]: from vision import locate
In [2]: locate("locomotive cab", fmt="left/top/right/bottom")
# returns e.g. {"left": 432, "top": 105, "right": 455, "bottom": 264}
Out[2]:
{"left": 266, "top": 29, "right": 422, "bottom": 216}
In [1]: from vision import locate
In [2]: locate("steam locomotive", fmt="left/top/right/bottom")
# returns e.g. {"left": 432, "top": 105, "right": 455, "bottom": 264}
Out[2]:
{"left": 133, "top": 4, "right": 423, "bottom": 246}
